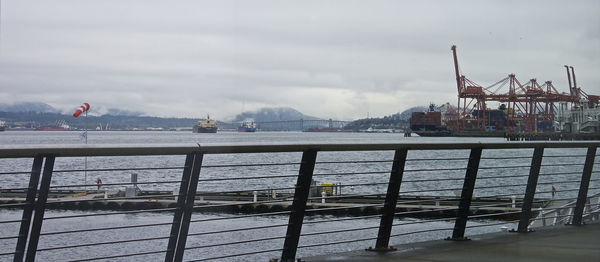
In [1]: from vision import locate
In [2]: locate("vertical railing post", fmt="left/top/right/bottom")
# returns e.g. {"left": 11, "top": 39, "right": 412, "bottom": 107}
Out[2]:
{"left": 281, "top": 150, "right": 318, "bottom": 262}
{"left": 25, "top": 156, "right": 55, "bottom": 262}
{"left": 14, "top": 156, "right": 44, "bottom": 262}
{"left": 173, "top": 152, "right": 203, "bottom": 262}
{"left": 449, "top": 148, "right": 482, "bottom": 240}
{"left": 165, "top": 153, "right": 195, "bottom": 262}
{"left": 372, "top": 149, "right": 408, "bottom": 251}
{"left": 517, "top": 146, "right": 544, "bottom": 232}
{"left": 572, "top": 146, "right": 596, "bottom": 225}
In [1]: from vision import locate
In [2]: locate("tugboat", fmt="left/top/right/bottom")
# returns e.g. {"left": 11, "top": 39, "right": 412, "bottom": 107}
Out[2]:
{"left": 237, "top": 120, "right": 257, "bottom": 132}
{"left": 192, "top": 115, "right": 218, "bottom": 133}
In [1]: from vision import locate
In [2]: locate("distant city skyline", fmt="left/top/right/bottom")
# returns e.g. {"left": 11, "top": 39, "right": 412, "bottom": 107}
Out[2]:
{"left": 0, "top": 1, "right": 598, "bottom": 120}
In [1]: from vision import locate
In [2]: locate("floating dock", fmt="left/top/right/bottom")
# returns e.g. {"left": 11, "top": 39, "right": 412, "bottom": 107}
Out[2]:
{"left": 0, "top": 189, "right": 546, "bottom": 220}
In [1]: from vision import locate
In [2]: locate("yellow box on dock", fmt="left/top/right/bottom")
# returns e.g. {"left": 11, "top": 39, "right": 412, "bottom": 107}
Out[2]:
{"left": 321, "top": 183, "right": 333, "bottom": 194}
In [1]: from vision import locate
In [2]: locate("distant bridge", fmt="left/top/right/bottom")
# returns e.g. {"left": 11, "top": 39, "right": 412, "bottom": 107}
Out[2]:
{"left": 220, "top": 119, "right": 351, "bottom": 131}
{"left": 256, "top": 119, "right": 350, "bottom": 131}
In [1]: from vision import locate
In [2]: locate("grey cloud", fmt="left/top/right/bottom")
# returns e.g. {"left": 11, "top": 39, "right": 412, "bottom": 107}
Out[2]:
{"left": 1, "top": 0, "right": 598, "bottom": 120}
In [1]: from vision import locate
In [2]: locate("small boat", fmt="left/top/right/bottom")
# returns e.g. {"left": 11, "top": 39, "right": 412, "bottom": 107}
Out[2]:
{"left": 193, "top": 115, "right": 218, "bottom": 133}
{"left": 237, "top": 120, "right": 256, "bottom": 132}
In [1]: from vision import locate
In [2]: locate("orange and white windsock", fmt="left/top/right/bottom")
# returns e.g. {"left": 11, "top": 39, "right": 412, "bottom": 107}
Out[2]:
{"left": 73, "top": 103, "right": 90, "bottom": 118}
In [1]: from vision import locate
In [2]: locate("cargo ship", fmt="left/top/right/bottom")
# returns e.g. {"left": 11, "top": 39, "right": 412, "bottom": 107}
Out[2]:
{"left": 410, "top": 102, "right": 600, "bottom": 139}
{"left": 192, "top": 116, "right": 218, "bottom": 133}
{"left": 409, "top": 104, "right": 454, "bottom": 136}
{"left": 35, "top": 120, "right": 70, "bottom": 131}
{"left": 237, "top": 120, "right": 257, "bottom": 132}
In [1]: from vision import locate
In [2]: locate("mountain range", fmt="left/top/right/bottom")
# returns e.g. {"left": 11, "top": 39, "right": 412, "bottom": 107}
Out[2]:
{"left": 0, "top": 102, "right": 434, "bottom": 131}
{"left": 0, "top": 102, "right": 323, "bottom": 130}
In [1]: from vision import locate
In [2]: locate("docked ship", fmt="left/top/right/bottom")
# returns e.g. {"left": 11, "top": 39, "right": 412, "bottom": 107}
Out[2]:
{"left": 409, "top": 103, "right": 454, "bottom": 136}
{"left": 192, "top": 116, "right": 218, "bottom": 133}
{"left": 0, "top": 120, "right": 5, "bottom": 131}
{"left": 35, "top": 120, "right": 70, "bottom": 131}
{"left": 237, "top": 120, "right": 257, "bottom": 132}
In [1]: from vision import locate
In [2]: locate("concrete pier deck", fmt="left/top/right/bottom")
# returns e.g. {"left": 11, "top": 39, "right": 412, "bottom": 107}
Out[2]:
{"left": 303, "top": 223, "right": 600, "bottom": 262}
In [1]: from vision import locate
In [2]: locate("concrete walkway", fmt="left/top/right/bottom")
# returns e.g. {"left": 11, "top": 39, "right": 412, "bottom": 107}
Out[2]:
{"left": 303, "top": 223, "right": 600, "bottom": 262}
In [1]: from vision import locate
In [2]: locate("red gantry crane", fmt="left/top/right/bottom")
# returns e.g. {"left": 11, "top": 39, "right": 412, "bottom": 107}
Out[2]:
{"left": 450, "top": 45, "right": 597, "bottom": 134}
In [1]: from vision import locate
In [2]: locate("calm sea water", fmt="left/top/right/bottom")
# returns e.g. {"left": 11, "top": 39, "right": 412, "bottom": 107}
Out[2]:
{"left": 0, "top": 131, "right": 594, "bottom": 261}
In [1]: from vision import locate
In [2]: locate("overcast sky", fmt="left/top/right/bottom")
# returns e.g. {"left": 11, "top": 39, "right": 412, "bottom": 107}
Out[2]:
{"left": 0, "top": 0, "right": 598, "bottom": 120}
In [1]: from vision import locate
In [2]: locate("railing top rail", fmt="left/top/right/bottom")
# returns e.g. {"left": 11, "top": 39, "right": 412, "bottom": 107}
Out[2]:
{"left": 0, "top": 141, "right": 598, "bottom": 158}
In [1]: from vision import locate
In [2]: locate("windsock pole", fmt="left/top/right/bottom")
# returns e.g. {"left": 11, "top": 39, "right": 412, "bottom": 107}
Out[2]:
{"left": 84, "top": 109, "right": 88, "bottom": 193}
{"left": 74, "top": 103, "right": 90, "bottom": 194}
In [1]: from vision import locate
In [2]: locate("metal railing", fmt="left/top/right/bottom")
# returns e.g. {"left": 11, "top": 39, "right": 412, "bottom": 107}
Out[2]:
{"left": 0, "top": 141, "right": 598, "bottom": 262}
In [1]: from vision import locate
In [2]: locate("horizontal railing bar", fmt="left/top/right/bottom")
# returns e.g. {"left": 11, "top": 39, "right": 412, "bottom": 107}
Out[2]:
{"left": 40, "top": 221, "right": 173, "bottom": 236}
{"left": 543, "top": 155, "right": 587, "bottom": 158}
{"left": 477, "top": 174, "right": 529, "bottom": 180}
{"left": 480, "top": 156, "right": 531, "bottom": 160}
{"left": 0, "top": 252, "right": 16, "bottom": 257}
{"left": 0, "top": 171, "right": 30, "bottom": 175}
{"left": 45, "top": 194, "right": 182, "bottom": 205}
{"left": 67, "top": 249, "right": 167, "bottom": 262}
{"left": 465, "top": 220, "right": 519, "bottom": 229}
{"left": 190, "top": 211, "right": 291, "bottom": 224}
{"left": 49, "top": 180, "right": 182, "bottom": 188}
{"left": 304, "top": 203, "right": 383, "bottom": 214}
{"left": 473, "top": 191, "right": 526, "bottom": 198}
{"left": 478, "top": 165, "right": 531, "bottom": 170}
{"left": 0, "top": 202, "right": 28, "bottom": 208}
{"left": 0, "top": 187, "right": 29, "bottom": 191}
{"left": 0, "top": 219, "right": 24, "bottom": 224}
{"left": 185, "top": 247, "right": 283, "bottom": 262}
{"left": 393, "top": 217, "right": 457, "bottom": 227}
{"left": 474, "top": 183, "right": 527, "bottom": 190}
{"left": 297, "top": 236, "right": 378, "bottom": 250}
{"left": 539, "top": 171, "right": 582, "bottom": 177}
{"left": 539, "top": 163, "right": 584, "bottom": 167}
{"left": 404, "top": 167, "right": 467, "bottom": 173}
{"left": 543, "top": 196, "right": 578, "bottom": 203}
{"left": 317, "top": 160, "right": 392, "bottom": 164}
{"left": 203, "top": 162, "right": 300, "bottom": 168}
{"left": 44, "top": 207, "right": 176, "bottom": 220}
{"left": 307, "top": 192, "right": 383, "bottom": 201}
{"left": 196, "top": 186, "right": 296, "bottom": 195}
{"left": 0, "top": 235, "right": 18, "bottom": 240}
{"left": 303, "top": 214, "right": 383, "bottom": 225}
{"left": 3, "top": 141, "right": 600, "bottom": 158}
{"left": 389, "top": 227, "right": 454, "bottom": 238}
{"left": 400, "top": 187, "right": 466, "bottom": 194}
{"left": 537, "top": 180, "right": 588, "bottom": 186}
{"left": 403, "top": 177, "right": 467, "bottom": 183}
{"left": 313, "top": 171, "right": 390, "bottom": 176}
{"left": 407, "top": 157, "right": 468, "bottom": 161}
{"left": 192, "top": 198, "right": 293, "bottom": 210}
{"left": 197, "top": 174, "right": 298, "bottom": 182}
{"left": 188, "top": 223, "right": 288, "bottom": 237}
{"left": 300, "top": 224, "right": 379, "bottom": 237}
{"left": 468, "top": 211, "right": 522, "bottom": 219}
{"left": 52, "top": 166, "right": 185, "bottom": 173}
{"left": 309, "top": 181, "right": 388, "bottom": 189}
{"left": 184, "top": 235, "right": 284, "bottom": 251}
{"left": 37, "top": 235, "right": 170, "bottom": 252}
